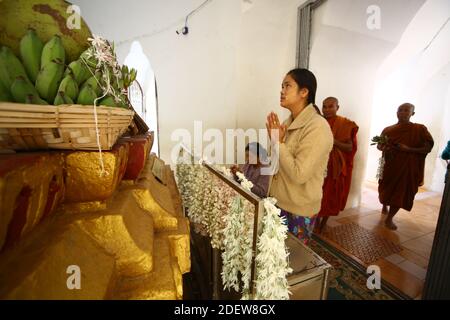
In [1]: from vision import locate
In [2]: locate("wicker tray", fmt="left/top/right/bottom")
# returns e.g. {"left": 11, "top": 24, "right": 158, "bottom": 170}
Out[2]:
{"left": 0, "top": 102, "right": 134, "bottom": 151}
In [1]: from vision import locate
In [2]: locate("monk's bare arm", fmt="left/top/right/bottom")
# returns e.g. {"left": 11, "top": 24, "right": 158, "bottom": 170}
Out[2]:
{"left": 334, "top": 139, "right": 353, "bottom": 153}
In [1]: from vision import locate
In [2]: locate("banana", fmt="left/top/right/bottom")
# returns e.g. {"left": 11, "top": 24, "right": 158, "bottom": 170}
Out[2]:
{"left": 20, "top": 28, "right": 44, "bottom": 83}
{"left": 76, "top": 84, "right": 97, "bottom": 105}
{"left": 10, "top": 75, "right": 40, "bottom": 103}
{"left": 0, "top": 0, "right": 92, "bottom": 63}
{"left": 80, "top": 48, "right": 97, "bottom": 68}
{"left": 35, "top": 58, "right": 64, "bottom": 103}
{"left": 0, "top": 81, "right": 13, "bottom": 102}
{"left": 25, "top": 93, "right": 48, "bottom": 105}
{"left": 99, "top": 95, "right": 119, "bottom": 107}
{"left": 0, "top": 45, "right": 30, "bottom": 90}
{"left": 41, "top": 35, "right": 65, "bottom": 69}
{"left": 64, "top": 59, "right": 91, "bottom": 85}
{"left": 54, "top": 91, "right": 74, "bottom": 105}
{"left": 81, "top": 72, "right": 102, "bottom": 96}
{"left": 57, "top": 74, "right": 78, "bottom": 101}
{"left": 99, "top": 94, "right": 128, "bottom": 108}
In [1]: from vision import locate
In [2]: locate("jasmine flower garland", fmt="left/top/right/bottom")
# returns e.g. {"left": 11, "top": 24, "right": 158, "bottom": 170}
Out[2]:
{"left": 221, "top": 195, "right": 244, "bottom": 292}
{"left": 376, "top": 155, "right": 385, "bottom": 180}
{"left": 221, "top": 180, "right": 255, "bottom": 296}
{"left": 210, "top": 164, "right": 257, "bottom": 296}
{"left": 220, "top": 195, "right": 254, "bottom": 294}
{"left": 239, "top": 198, "right": 255, "bottom": 297}
{"left": 188, "top": 165, "right": 211, "bottom": 235}
{"left": 209, "top": 179, "right": 237, "bottom": 249}
{"left": 176, "top": 162, "right": 191, "bottom": 206}
{"left": 254, "top": 198, "right": 292, "bottom": 300}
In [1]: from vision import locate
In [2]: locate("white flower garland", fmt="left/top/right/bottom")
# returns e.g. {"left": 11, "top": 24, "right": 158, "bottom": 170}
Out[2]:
{"left": 177, "top": 160, "right": 237, "bottom": 245}
{"left": 221, "top": 195, "right": 255, "bottom": 294}
{"left": 240, "top": 199, "right": 255, "bottom": 296}
{"left": 221, "top": 196, "right": 243, "bottom": 291}
{"left": 376, "top": 155, "right": 386, "bottom": 180}
{"left": 254, "top": 198, "right": 293, "bottom": 300}
{"left": 177, "top": 156, "right": 292, "bottom": 300}
{"left": 188, "top": 165, "right": 211, "bottom": 235}
{"left": 209, "top": 179, "right": 236, "bottom": 249}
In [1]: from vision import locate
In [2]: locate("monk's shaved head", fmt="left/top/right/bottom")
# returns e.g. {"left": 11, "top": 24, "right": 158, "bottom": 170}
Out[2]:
{"left": 397, "top": 102, "right": 415, "bottom": 123}
{"left": 398, "top": 103, "right": 415, "bottom": 112}
{"left": 322, "top": 96, "right": 340, "bottom": 119}
{"left": 324, "top": 97, "right": 339, "bottom": 106}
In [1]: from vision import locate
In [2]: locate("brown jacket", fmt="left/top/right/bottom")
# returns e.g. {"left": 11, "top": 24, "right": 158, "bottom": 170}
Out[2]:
{"left": 269, "top": 104, "right": 333, "bottom": 217}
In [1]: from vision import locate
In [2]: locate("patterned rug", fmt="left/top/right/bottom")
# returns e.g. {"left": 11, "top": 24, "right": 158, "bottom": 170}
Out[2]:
{"left": 321, "top": 223, "right": 403, "bottom": 264}
{"left": 310, "top": 236, "right": 409, "bottom": 300}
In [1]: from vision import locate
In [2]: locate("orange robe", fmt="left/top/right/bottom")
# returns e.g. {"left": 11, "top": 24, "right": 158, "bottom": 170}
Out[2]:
{"left": 378, "top": 122, "right": 434, "bottom": 211}
{"left": 318, "top": 116, "right": 358, "bottom": 217}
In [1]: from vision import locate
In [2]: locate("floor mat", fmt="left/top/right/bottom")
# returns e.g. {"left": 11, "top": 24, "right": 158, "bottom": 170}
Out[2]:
{"left": 309, "top": 236, "right": 409, "bottom": 300}
{"left": 321, "top": 223, "right": 403, "bottom": 265}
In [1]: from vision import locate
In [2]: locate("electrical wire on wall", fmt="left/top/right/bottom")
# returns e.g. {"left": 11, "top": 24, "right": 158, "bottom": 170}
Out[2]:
{"left": 176, "top": 0, "right": 211, "bottom": 35}
{"left": 116, "top": 0, "right": 212, "bottom": 45}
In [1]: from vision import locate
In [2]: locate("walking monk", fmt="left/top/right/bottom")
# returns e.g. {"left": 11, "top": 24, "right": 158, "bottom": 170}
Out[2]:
{"left": 316, "top": 97, "right": 359, "bottom": 232}
{"left": 377, "top": 103, "right": 434, "bottom": 230}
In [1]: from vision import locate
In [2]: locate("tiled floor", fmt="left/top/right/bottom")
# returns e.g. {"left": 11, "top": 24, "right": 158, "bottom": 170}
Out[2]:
{"left": 315, "top": 181, "right": 443, "bottom": 299}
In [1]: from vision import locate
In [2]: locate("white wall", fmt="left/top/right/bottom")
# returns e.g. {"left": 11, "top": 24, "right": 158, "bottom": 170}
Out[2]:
{"left": 72, "top": 0, "right": 243, "bottom": 163}
{"left": 431, "top": 83, "right": 450, "bottom": 189}
{"left": 235, "top": 0, "right": 307, "bottom": 130}
{"left": 72, "top": 0, "right": 310, "bottom": 164}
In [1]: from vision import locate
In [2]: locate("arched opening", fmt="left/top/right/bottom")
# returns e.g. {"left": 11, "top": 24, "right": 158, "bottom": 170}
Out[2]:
{"left": 124, "top": 41, "right": 160, "bottom": 156}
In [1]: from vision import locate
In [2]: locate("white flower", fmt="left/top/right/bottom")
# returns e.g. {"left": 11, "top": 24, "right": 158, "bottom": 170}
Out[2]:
{"left": 236, "top": 172, "right": 254, "bottom": 191}
{"left": 88, "top": 34, "right": 107, "bottom": 48}
{"left": 215, "top": 165, "right": 232, "bottom": 178}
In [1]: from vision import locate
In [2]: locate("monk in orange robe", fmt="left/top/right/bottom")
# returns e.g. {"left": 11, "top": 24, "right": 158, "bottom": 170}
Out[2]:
{"left": 377, "top": 103, "right": 434, "bottom": 230}
{"left": 316, "top": 97, "right": 359, "bottom": 232}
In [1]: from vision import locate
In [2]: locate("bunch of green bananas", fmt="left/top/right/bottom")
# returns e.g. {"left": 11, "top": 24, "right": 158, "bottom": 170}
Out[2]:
{"left": 0, "top": 30, "right": 137, "bottom": 109}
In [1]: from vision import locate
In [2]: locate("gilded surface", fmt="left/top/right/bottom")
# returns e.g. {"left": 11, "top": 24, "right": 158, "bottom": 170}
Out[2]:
{"left": 72, "top": 190, "right": 154, "bottom": 277}
{"left": 0, "top": 221, "right": 116, "bottom": 300}
{"left": 64, "top": 144, "right": 128, "bottom": 203}
{"left": 60, "top": 201, "right": 107, "bottom": 213}
{"left": 136, "top": 155, "right": 177, "bottom": 215}
{"left": 166, "top": 218, "right": 191, "bottom": 274}
{"left": 112, "top": 237, "right": 182, "bottom": 300}
{"left": 132, "top": 189, "right": 178, "bottom": 231}
{"left": 0, "top": 153, "right": 64, "bottom": 250}
{"left": 0, "top": 150, "right": 189, "bottom": 300}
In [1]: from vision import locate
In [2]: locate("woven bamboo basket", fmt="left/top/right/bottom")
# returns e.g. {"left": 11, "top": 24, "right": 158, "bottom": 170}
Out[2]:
{"left": 0, "top": 102, "right": 134, "bottom": 151}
